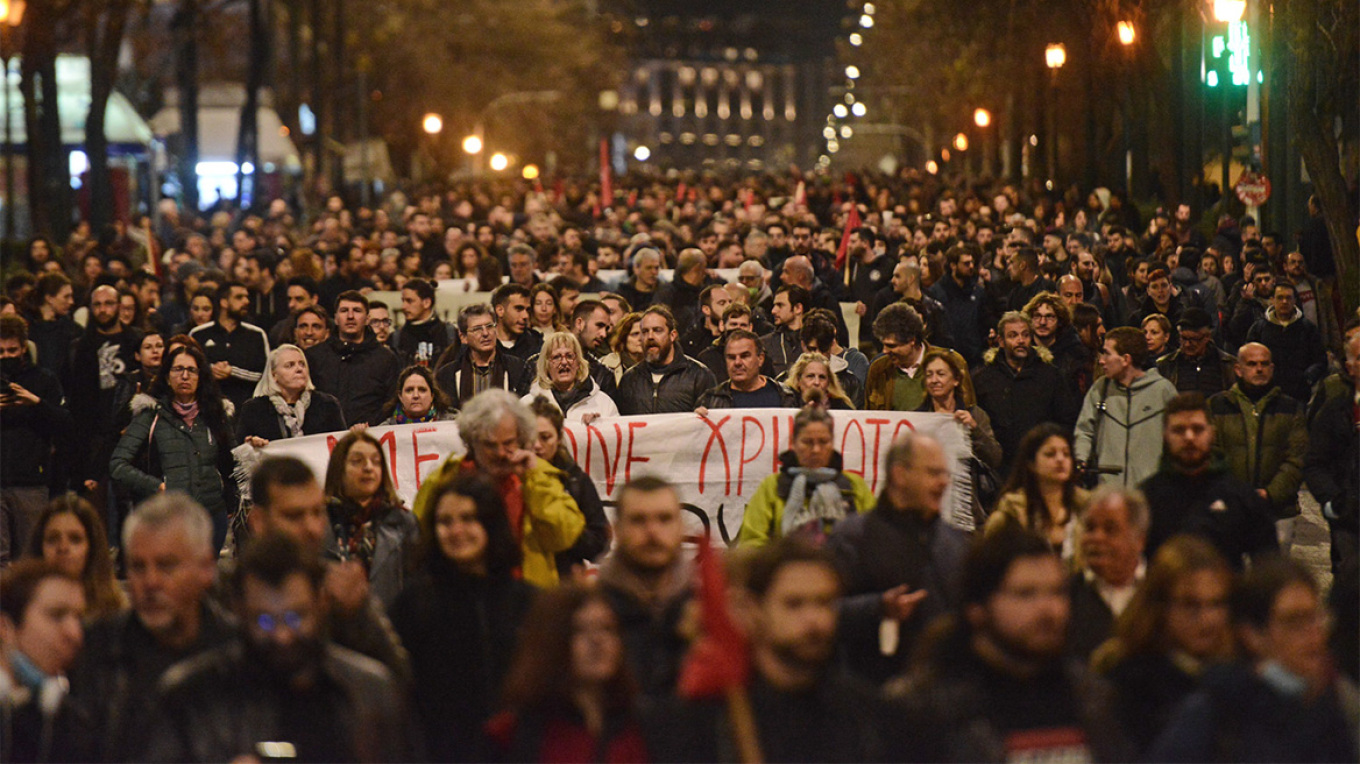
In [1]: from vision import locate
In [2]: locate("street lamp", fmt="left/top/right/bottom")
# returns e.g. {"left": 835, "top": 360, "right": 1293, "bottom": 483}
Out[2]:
{"left": 422, "top": 113, "right": 443, "bottom": 135}
{"left": 974, "top": 108, "right": 991, "bottom": 128}
{"left": 1044, "top": 44, "right": 1065, "bottom": 186}
{"left": 1212, "top": 0, "right": 1245, "bottom": 22}
{"left": 489, "top": 152, "right": 509, "bottom": 172}
{"left": 1117, "top": 21, "right": 1136, "bottom": 46}
{"left": 521, "top": 164, "right": 540, "bottom": 180}
{"left": 845, "top": 65, "right": 860, "bottom": 80}
{"left": 953, "top": 133, "right": 969, "bottom": 152}
{"left": 461, "top": 135, "right": 483, "bottom": 155}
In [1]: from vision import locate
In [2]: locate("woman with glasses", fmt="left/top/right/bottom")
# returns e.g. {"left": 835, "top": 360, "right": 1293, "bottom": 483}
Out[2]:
{"left": 321, "top": 430, "right": 418, "bottom": 607}
{"left": 236, "top": 344, "right": 346, "bottom": 446}
{"left": 110, "top": 344, "right": 238, "bottom": 552}
{"left": 522, "top": 332, "right": 617, "bottom": 423}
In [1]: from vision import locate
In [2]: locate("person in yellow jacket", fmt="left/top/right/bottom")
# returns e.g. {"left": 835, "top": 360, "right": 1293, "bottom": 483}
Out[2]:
{"left": 736, "top": 405, "right": 875, "bottom": 548}
{"left": 412, "top": 389, "right": 584, "bottom": 587}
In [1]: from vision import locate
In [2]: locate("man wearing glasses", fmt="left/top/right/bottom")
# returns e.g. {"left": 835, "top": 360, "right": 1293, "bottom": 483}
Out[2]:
{"left": 435, "top": 303, "right": 530, "bottom": 407}
{"left": 1156, "top": 308, "right": 1237, "bottom": 396}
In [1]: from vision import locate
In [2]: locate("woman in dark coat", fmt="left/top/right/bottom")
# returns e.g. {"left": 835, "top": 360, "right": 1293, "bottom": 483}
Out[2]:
{"left": 236, "top": 344, "right": 346, "bottom": 446}
{"left": 109, "top": 344, "right": 237, "bottom": 552}
{"left": 527, "top": 395, "right": 610, "bottom": 578}
{"left": 388, "top": 474, "right": 537, "bottom": 763}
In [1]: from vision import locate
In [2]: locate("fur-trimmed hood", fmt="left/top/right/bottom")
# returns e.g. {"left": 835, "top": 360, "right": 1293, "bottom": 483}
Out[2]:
{"left": 982, "top": 343, "right": 1054, "bottom": 366}
{"left": 129, "top": 391, "right": 235, "bottom": 418}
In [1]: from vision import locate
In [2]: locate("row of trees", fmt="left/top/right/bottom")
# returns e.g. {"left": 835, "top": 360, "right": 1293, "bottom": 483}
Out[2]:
{"left": 15, "top": 0, "right": 623, "bottom": 241}
{"left": 848, "top": 0, "right": 1356, "bottom": 310}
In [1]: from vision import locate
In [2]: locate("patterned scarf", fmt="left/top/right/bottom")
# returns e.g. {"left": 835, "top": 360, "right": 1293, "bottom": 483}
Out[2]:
{"left": 269, "top": 389, "right": 312, "bottom": 438}
{"left": 391, "top": 406, "right": 438, "bottom": 425}
{"left": 172, "top": 399, "right": 199, "bottom": 428}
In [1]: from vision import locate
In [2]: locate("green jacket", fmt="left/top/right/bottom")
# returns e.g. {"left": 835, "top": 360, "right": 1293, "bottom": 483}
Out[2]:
{"left": 865, "top": 345, "right": 975, "bottom": 411}
{"left": 1208, "top": 384, "right": 1308, "bottom": 518}
{"left": 109, "top": 393, "right": 236, "bottom": 513}
{"left": 737, "top": 451, "right": 876, "bottom": 548}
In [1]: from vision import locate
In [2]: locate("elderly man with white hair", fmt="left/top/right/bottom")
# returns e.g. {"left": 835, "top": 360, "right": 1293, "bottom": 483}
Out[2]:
{"left": 411, "top": 389, "right": 584, "bottom": 587}
{"left": 1069, "top": 486, "right": 1149, "bottom": 659}
{"left": 617, "top": 247, "right": 663, "bottom": 311}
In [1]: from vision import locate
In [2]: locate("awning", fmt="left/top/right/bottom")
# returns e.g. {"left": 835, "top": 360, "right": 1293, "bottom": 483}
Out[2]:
{"left": 149, "top": 83, "right": 302, "bottom": 170}
{"left": 2, "top": 55, "right": 155, "bottom": 153}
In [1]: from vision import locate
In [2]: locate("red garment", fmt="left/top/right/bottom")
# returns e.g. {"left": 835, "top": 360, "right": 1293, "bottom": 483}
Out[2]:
{"left": 486, "top": 710, "right": 649, "bottom": 764}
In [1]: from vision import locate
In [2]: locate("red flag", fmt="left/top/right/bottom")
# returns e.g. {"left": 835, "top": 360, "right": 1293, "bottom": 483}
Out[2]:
{"left": 834, "top": 204, "right": 862, "bottom": 273}
{"left": 627, "top": 189, "right": 638, "bottom": 208}
{"left": 793, "top": 180, "right": 806, "bottom": 210}
{"left": 677, "top": 535, "right": 749, "bottom": 698}
{"left": 743, "top": 188, "right": 753, "bottom": 214}
{"left": 676, "top": 182, "right": 687, "bottom": 203}
{"left": 599, "top": 139, "right": 612, "bottom": 213}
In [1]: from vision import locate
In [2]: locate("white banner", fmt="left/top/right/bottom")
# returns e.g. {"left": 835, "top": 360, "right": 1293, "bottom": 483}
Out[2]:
{"left": 252, "top": 409, "right": 974, "bottom": 543}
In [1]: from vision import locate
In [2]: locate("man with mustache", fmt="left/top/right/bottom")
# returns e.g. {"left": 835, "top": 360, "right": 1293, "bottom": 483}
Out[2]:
{"left": 615, "top": 305, "right": 716, "bottom": 415}
{"left": 67, "top": 284, "right": 143, "bottom": 497}
{"left": 188, "top": 281, "right": 271, "bottom": 409}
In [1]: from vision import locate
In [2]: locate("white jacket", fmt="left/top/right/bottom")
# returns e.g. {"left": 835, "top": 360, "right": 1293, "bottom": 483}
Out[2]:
{"left": 522, "top": 378, "right": 619, "bottom": 421}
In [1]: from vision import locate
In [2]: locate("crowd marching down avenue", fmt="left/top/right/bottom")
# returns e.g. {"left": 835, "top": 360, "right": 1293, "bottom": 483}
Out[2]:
{"left": 2, "top": 25, "right": 1360, "bottom": 745}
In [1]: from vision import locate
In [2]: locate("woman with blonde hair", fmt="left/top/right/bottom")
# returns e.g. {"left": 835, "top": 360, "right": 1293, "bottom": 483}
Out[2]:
{"left": 522, "top": 332, "right": 617, "bottom": 423}
{"left": 786, "top": 352, "right": 855, "bottom": 409}
{"left": 236, "top": 344, "right": 346, "bottom": 446}
{"left": 1093, "top": 535, "right": 1234, "bottom": 755}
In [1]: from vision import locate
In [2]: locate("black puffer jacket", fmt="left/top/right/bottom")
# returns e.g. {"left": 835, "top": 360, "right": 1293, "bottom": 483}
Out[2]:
{"left": 970, "top": 348, "right": 1078, "bottom": 471}
{"left": 1304, "top": 383, "right": 1358, "bottom": 536}
{"left": 235, "top": 391, "right": 347, "bottom": 443}
{"left": 304, "top": 330, "right": 402, "bottom": 426}
{"left": 551, "top": 453, "right": 611, "bottom": 576}
{"left": 615, "top": 352, "right": 716, "bottom": 415}
{"left": 696, "top": 377, "right": 800, "bottom": 409}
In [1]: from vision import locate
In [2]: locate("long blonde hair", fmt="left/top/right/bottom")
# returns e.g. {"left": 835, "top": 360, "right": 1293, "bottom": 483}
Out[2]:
{"left": 535, "top": 332, "right": 591, "bottom": 390}
{"left": 786, "top": 352, "right": 854, "bottom": 409}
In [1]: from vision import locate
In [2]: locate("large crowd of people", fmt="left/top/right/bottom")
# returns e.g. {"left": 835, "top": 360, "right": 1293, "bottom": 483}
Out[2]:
{"left": 0, "top": 170, "right": 1356, "bottom": 762}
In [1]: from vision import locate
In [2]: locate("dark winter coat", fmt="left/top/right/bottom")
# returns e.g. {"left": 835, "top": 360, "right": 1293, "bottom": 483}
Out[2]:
{"left": 550, "top": 454, "right": 611, "bottom": 576}
{"left": 234, "top": 391, "right": 347, "bottom": 443}
{"left": 1208, "top": 383, "right": 1308, "bottom": 518}
{"left": 1158, "top": 344, "right": 1238, "bottom": 396}
{"left": 615, "top": 352, "right": 715, "bottom": 415}
{"left": 0, "top": 358, "right": 71, "bottom": 489}
{"left": 1138, "top": 456, "right": 1278, "bottom": 569}
{"left": 929, "top": 274, "right": 990, "bottom": 365}
{"left": 305, "top": 330, "right": 403, "bottom": 426}
{"left": 695, "top": 377, "right": 800, "bottom": 410}
{"left": 1304, "top": 383, "right": 1358, "bottom": 536}
{"left": 1244, "top": 307, "right": 1328, "bottom": 404}
{"left": 108, "top": 393, "right": 237, "bottom": 514}
{"left": 971, "top": 347, "right": 1078, "bottom": 472}
{"left": 434, "top": 346, "right": 530, "bottom": 407}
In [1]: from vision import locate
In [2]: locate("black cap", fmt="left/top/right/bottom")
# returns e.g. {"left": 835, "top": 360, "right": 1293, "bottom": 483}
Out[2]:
{"left": 1178, "top": 307, "right": 1213, "bottom": 331}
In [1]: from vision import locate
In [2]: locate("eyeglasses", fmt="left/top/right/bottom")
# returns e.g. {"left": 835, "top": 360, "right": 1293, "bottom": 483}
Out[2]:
{"left": 465, "top": 323, "right": 496, "bottom": 336}
{"left": 368, "top": 318, "right": 393, "bottom": 327}
{"left": 1031, "top": 313, "right": 1058, "bottom": 323}
{"left": 255, "top": 611, "right": 305, "bottom": 633}
{"left": 169, "top": 366, "right": 200, "bottom": 377}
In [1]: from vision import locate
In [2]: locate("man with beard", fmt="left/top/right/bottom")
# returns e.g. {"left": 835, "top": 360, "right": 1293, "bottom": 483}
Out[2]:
{"left": 680, "top": 285, "right": 732, "bottom": 359}
{"left": 568, "top": 299, "right": 619, "bottom": 395}
{"left": 239, "top": 250, "right": 288, "bottom": 330}
{"left": 435, "top": 304, "right": 530, "bottom": 407}
{"left": 615, "top": 305, "right": 715, "bottom": 415}
{"left": 70, "top": 494, "right": 235, "bottom": 762}
{"left": 1139, "top": 393, "right": 1277, "bottom": 569}
{"left": 1004, "top": 247, "right": 1057, "bottom": 312}
{"left": 780, "top": 255, "right": 850, "bottom": 347}
{"left": 885, "top": 528, "right": 1131, "bottom": 763}
{"left": 268, "top": 276, "right": 320, "bottom": 347}
{"left": 761, "top": 285, "right": 809, "bottom": 378}
{"left": 972, "top": 312, "right": 1077, "bottom": 472}
{"left": 304, "top": 291, "right": 401, "bottom": 426}
{"left": 1071, "top": 250, "right": 1116, "bottom": 323}
{"left": 646, "top": 539, "right": 886, "bottom": 763}
{"left": 847, "top": 227, "right": 894, "bottom": 307}
{"left": 0, "top": 316, "right": 72, "bottom": 565}
{"left": 929, "top": 244, "right": 989, "bottom": 367}
{"left": 391, "top": 278, "right": 449, "bottom": 367}
{"left": 491, "top": 283, "right": 542, "bottom": 363}
{"left": 828, "top": 433, "right": 970, "bottom": 685}
{"left": 68, "top": 284, "right": 144, "bottom": 494}
{"left": 144, "top": 533, "right": 409, "bottom": 762}
{"left": 1024, "top": 292, "right": 1091, "bottom": 395}
{"left": 291, "top": 305, "right": 331, "bottom": 350}
{"left": 865, "top": 304, "right": 973, "bottom": 412}
{"left": 189, "top": 281, "right": 270, "bottom": 409}
{"left": 596, "top": 476, "right": 693, "bottom": 697}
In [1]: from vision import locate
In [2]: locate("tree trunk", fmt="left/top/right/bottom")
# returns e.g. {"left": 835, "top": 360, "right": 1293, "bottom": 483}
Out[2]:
{"left": 1285, "top": 0, "right": 1359, "bottom": 317}
{"left": 173, "top": 0, "right": 200, "bottom": 214}
{"left": 236, "top": 0, "right": 266, "bottom": 208}
{"left": 20, "top": 0, "right": 67, "bottom": 238}
{"left": 86, "top": 0, "right": 132, "bottom": 232}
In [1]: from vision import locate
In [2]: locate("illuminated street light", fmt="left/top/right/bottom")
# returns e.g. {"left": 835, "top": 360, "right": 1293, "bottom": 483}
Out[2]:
{"left": 859, "top": 13, "right": 874, "bottom": 28}
{"left": 925, "top": 160, "right": 939, "bottom": 174}
{"left": 461, "top": 134, "right": 483, "bottom": 154}
{"left": 522, "top": 164, "right": 540, "bottom": 180}
{"left": 1212, "top": 0, "right": 1245, "bottom": 22}
{"left": 1045, "top": 43, "right": 1066, "bottom": 69}
{"left": 823, "top": 126, "right": 836, "bottom": 139}
{"left": 633, "top": 145, "right": 651, "bottom": 161}
{"left": 863, "top": 3, "right": 876, "bottom": 14}
{"left": 850, "top": 102, "right": 867, "bottom": 117}
{"left": 489, "top": 152, "right": 510, "bottom": 172}
{"left": 849, "top": 33, "right": 863, "bottom": 46}
{"left": 845, "top": 65, "right": 860, "bottom": 80}
{"left": 1117, "top": 20, "right": 1136, "bottom": 46}
{"left": 833, "top": 104, "right": 849, "bottom": 118}
{"left": 422, "top": 113, "right": 444, "bottom": 135}
{"left": 840, "top": 125, "right": 853, "bottom": 139}
{"left": 953, "top": 133, "right": 969, "bottom": 151}
{"left": 974, "top": 108, "right": 991, "bottom": 128}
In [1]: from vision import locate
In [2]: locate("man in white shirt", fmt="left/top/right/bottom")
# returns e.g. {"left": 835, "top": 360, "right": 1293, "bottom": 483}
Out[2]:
{"left": 1069, "top": 485, "right": 1148, "bottom": 658}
